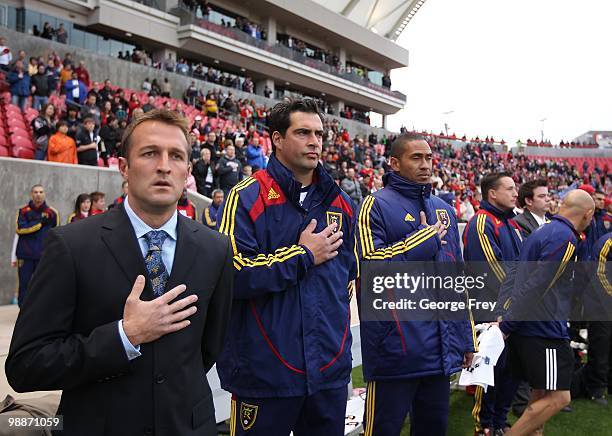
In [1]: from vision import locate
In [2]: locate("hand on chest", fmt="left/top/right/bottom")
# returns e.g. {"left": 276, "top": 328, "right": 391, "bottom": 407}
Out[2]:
{"left": 260, "top": 204, "right": 347, "bottom": 250}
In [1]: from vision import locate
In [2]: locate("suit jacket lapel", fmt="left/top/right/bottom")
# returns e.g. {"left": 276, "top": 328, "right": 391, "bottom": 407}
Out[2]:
{"left": 525, "top": 210, "right": 538, "bottom": 231}
{"left": 100, "top": 205, "right": 154, "bottom": 299}
{"left": 166, "top": 214, "right": 199, "bottom": 290}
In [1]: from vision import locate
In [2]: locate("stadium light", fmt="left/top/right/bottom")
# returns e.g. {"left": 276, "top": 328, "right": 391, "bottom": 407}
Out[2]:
{"left": 443, "top": 110, "right": 455, "bottom": 137}
{"left": 540, "top": 118, "right": 547, "bottom": 143}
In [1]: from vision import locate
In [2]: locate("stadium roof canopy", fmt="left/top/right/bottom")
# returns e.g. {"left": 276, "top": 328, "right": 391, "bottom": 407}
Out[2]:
{"left": 311, "top": 0, "right": 427, "bottom": 41}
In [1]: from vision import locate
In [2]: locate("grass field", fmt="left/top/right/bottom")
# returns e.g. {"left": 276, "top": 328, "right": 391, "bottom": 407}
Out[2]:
{"left": 351, "top": 366, "right": 611, "bottom": 436}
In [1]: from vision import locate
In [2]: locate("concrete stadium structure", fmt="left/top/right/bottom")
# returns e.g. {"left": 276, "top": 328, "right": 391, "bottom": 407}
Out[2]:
{"left": 0, "top": 0, "right": 416, "bottom": 126}
{"left": 0, "top": 27, "right": 391, "bottom": 139}
{"left": 0, "top": 0, "right": 421, "bottom": 302}
{"left": 0, "top": 157, "right": 213, "bottom": 303}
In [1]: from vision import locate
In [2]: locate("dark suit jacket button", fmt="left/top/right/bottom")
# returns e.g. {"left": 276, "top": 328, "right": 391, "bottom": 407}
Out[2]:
{"left": 155, "top": 374, "right": 166, "bottom": 384}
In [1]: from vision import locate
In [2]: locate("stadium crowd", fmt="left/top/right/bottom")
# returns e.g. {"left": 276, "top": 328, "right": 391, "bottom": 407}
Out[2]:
{"left": 2, "top": 39, "right": 610, "bottom": 223}
{"left": 6, "top": 36, "right": 612, "bottom": 434}
{"left": 4, "top": 3, "right": 612, "bottom": 434}
{"left": 11, "top": 101, "right": 612, "bottom": 435}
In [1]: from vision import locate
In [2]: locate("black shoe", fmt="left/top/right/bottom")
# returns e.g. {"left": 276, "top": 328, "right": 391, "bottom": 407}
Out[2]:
{"left": 561, "top": 404, "right": 573, "bottom": 412}
{"left": 591, "top": 395, "right": 608, "bottom": 407}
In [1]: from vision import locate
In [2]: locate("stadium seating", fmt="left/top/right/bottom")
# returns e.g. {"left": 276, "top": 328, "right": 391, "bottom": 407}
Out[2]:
{"left": 0, "top": 79, "right": 609, "bottom": 184}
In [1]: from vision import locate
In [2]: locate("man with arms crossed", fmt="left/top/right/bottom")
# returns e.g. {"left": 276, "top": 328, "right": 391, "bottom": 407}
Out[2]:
{"left": 501, "top": 189, "right": 594, "bottom": 435}
{"left": 356, "top": 133, "right": 474, "bottom": 435}
{"left": 217, "top": 99, "right": 357, "bottom": 435}
{"left": 6, "top": 109, "right": 233, "bottom": 436}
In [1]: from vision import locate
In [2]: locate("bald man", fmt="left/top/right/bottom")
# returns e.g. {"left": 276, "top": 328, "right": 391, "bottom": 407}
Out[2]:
{"left": 499, "top": 189, "right": 594, "bottom": 435}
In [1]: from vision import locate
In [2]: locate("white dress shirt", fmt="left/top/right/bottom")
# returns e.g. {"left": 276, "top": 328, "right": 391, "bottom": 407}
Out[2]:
{"left": 117, "top": 197, "right": 179, "bottom": 360}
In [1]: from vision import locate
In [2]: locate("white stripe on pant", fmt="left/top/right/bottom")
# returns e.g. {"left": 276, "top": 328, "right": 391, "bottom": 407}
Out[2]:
{"left": 546, "top": 348, "right": 557, "bottom": 390}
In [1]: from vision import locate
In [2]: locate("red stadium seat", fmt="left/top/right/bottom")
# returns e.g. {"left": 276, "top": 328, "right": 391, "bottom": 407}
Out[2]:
{"left": 0, "top": 135, "right": 7, "bottom": 147}
{"left": 8, "top": 120, "right": 27, "bottom": 130}
{"left": 6, "top": 112, "right": 23, "bottom": 122}
{"left": 11, "top": 135, "right": 34, "bottom": 148}
{"left": 11, "top": 146, "right": 34, "bottom": 159}
{"left": 8, "top": 114, "right": 26, "bottom": 123}
{"left": 9, "top": 128, "right": 29, "bottom": 138}
{"left": 0, "top": 145, "right": 8, "bottom": 156}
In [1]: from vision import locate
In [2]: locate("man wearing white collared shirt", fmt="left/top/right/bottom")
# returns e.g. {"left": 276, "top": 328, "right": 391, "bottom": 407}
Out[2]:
{"left": 116, "top": 195, "right": 179, "bottom": 360}
{"left": 515, "top": 179, "right": 551, "bottom": 238}
{"left": 7, "top": 110, "right": 233, "bottom": 436}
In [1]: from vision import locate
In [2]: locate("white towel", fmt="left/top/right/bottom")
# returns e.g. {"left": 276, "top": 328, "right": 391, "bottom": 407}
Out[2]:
{"left": 459, "top": 324, "right": 505, "bottom": 393}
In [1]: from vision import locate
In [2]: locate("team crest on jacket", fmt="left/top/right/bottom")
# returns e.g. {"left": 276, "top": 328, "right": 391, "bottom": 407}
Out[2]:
{"left": 240, "top": 402, "right": 258, "bottom": 430}
{"left": 326, "top": 211, "right": 342, "bottom": 232}
{"left": 435, "top": 209, "right": 450, "bottom": 229}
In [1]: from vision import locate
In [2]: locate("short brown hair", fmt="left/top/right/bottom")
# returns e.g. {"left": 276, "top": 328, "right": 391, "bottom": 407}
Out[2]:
{"left": 481, "top": 172, "right": 513, "bottom": 202}
{"left": 90, "top": 191, "right": 105, "bottom": 203}
{"left": 518, "top": 179, "right": 548, "bottom": 208}
{"left": 120, "top": 109, "right": 192, "bottom": 160}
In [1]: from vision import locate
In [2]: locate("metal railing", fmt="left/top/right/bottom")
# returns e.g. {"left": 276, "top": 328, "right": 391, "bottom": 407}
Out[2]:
{"left": 177, "top": 13, "right": 406, "bottom": 102}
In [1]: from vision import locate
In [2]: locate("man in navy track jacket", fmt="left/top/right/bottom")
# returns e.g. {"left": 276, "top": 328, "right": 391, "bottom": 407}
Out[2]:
{"left": 217, "top": 99, "right": 357, "bottom": 436}
{"left": 500, "top": 189, "right": 594, "bottom": 435}
{"left": 463, "top": 172, "right": 523, "bottom": 435}
{"left": 356, "top": 133, "right": 475, "bottom": 436}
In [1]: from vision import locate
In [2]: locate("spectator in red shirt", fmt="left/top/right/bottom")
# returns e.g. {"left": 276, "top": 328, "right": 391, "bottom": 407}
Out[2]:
{"left": 74, "top": 60, "right": 90, "bottom": 88}
{"left": 100, "top": 100, "right": 113, "bottom": 126}
{"left": 89, "top": 191, "right": 106, "bottom": 215}
{"left": 177, "top": 189, "right": 197, "bottom": 219}
{"left": 128, "top": 94, "right": 141, "bottom": 116}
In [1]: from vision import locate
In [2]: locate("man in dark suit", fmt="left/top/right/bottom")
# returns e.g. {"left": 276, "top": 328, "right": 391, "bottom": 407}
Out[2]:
{"left": 514, "top": 179, "right": 550, "bottom": 237}
{"left": 6, "top": 109, "right": 233, "bottom": 436}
